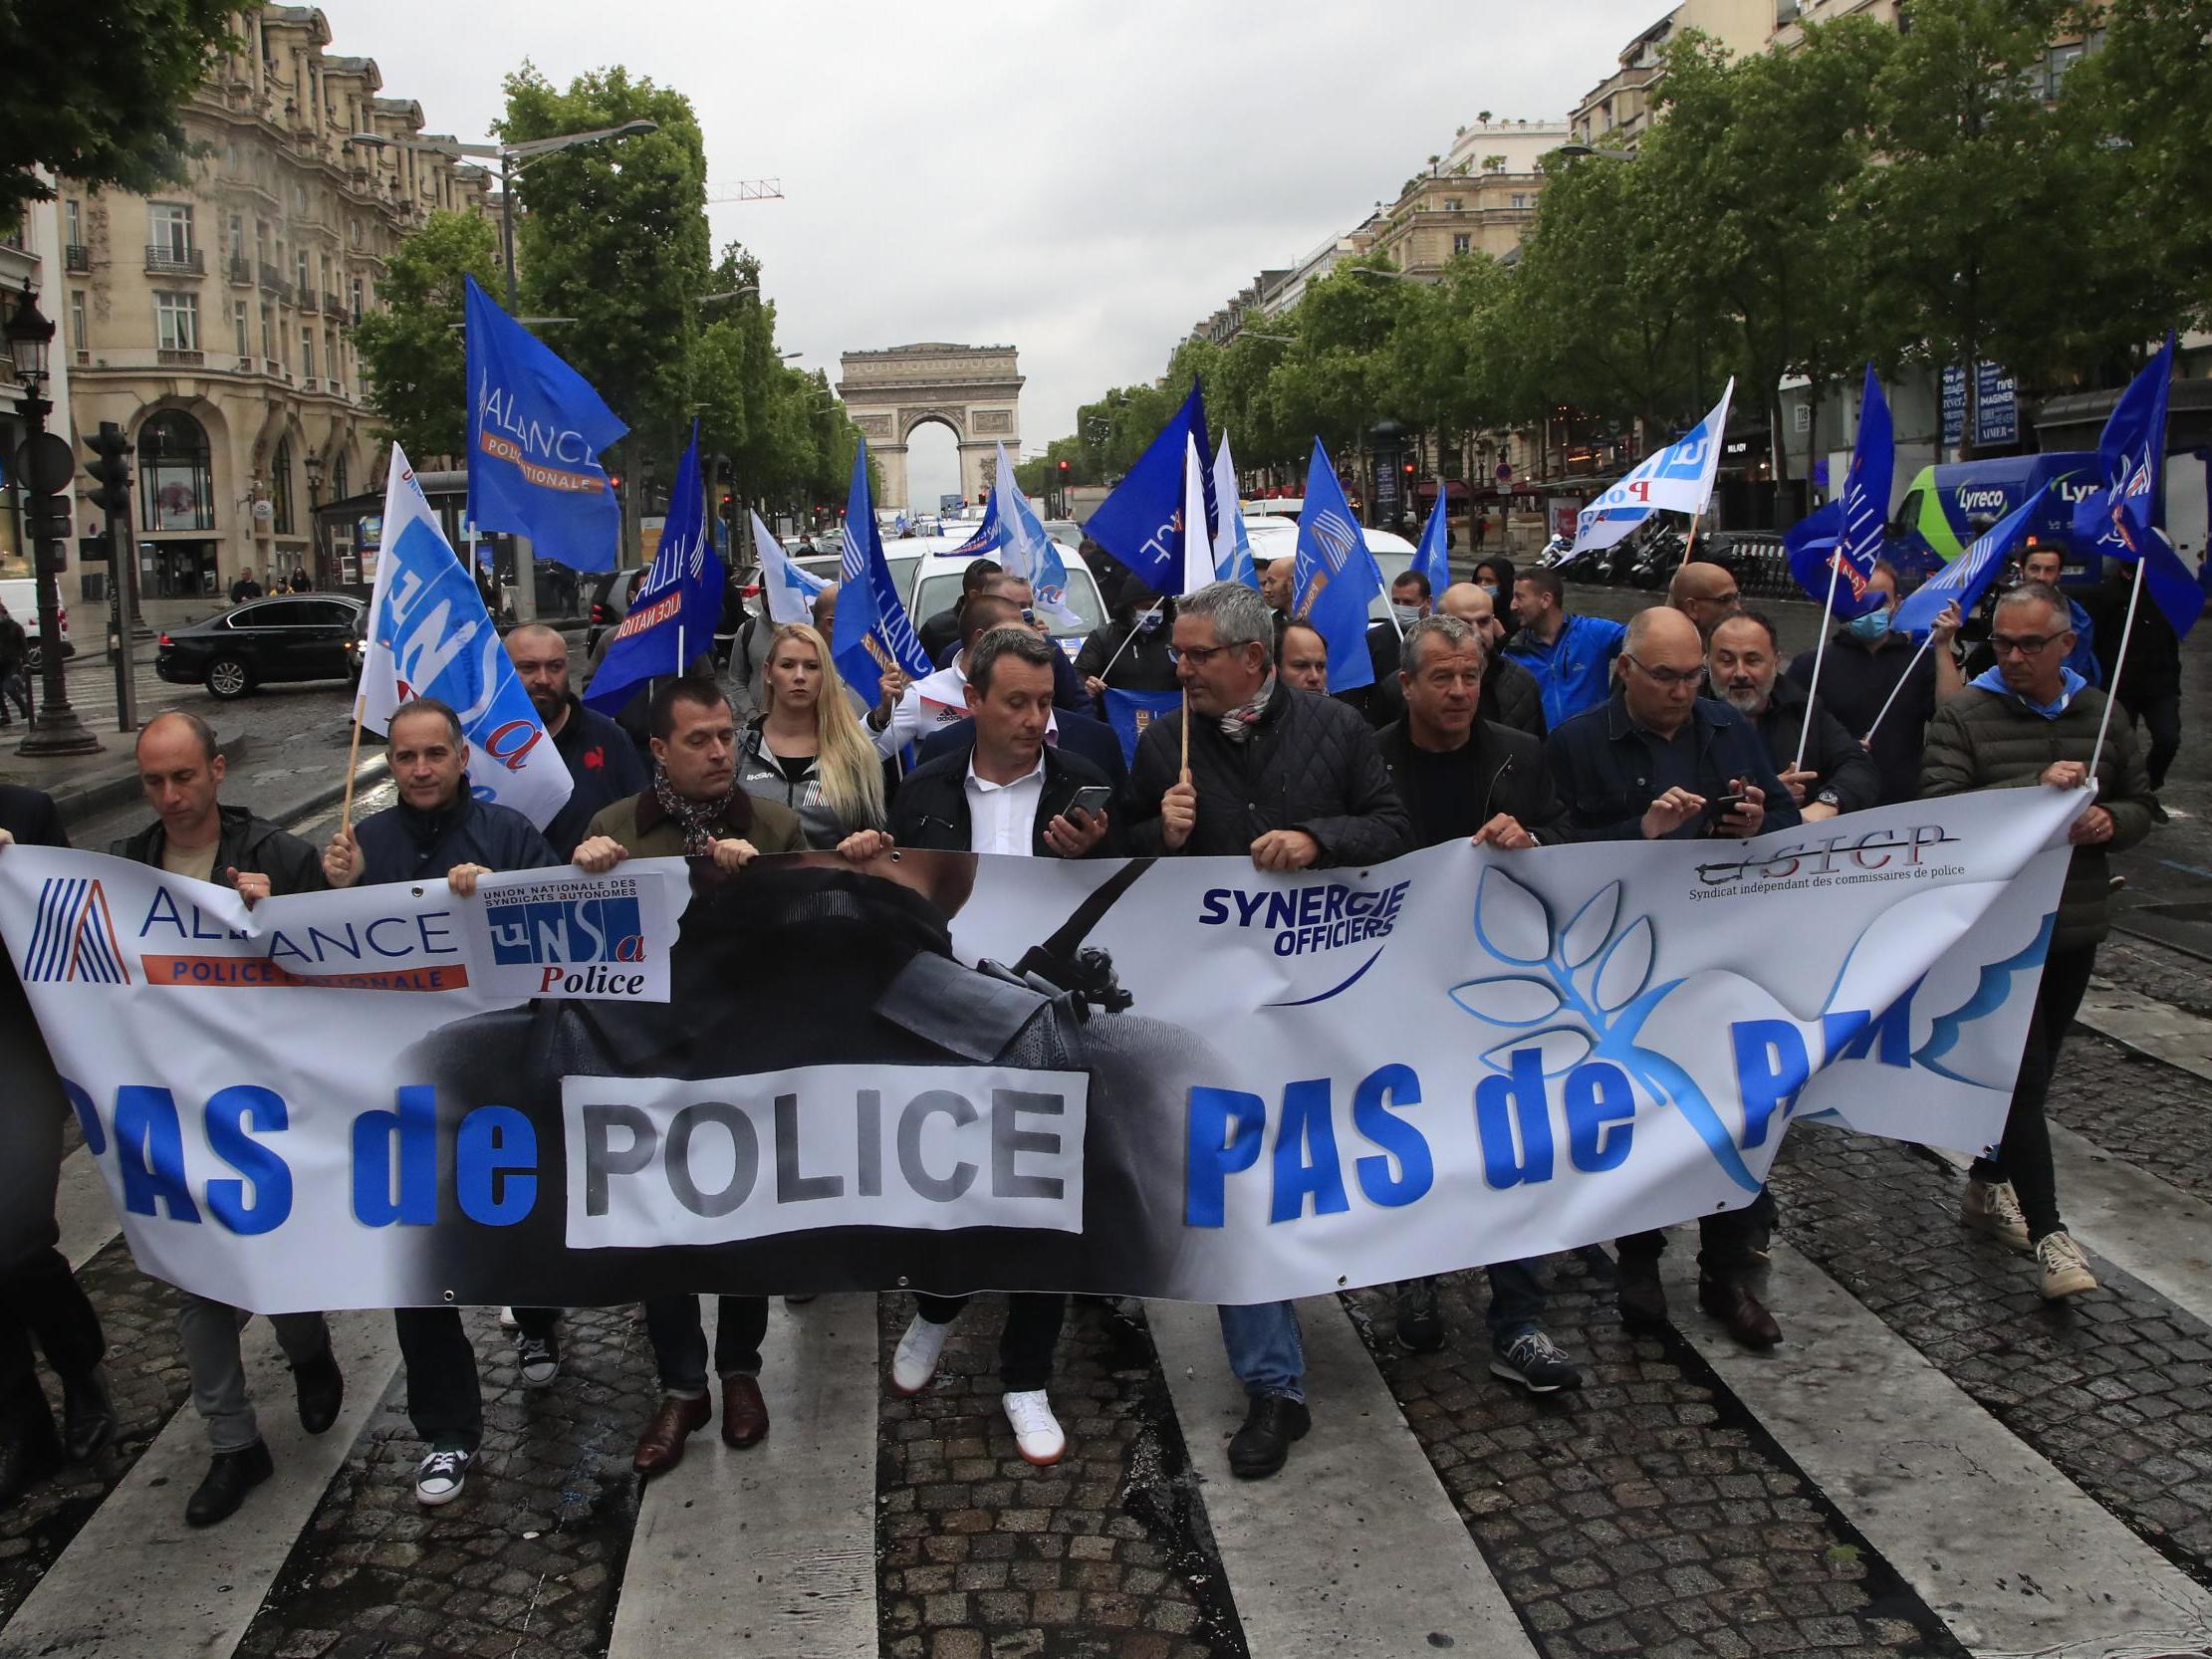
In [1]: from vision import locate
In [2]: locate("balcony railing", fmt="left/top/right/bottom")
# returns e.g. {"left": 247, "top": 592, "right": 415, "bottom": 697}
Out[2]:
{"left": 156, "top": 348, "right": 206, "bottom": 366}
{"left": 257, "top": 264, "right": 292, "bottom": 304}
{"left": 64, "top": 244, "right": 90, "bottom": 273}
{"left": 322, "top": 295, "right": 348, "bottom": 325}
{"left": 227, "top": 254, "right": 252, "bottom": 284}
{"left": 298, "top": 289, "right": 319, "bottom": 315}
{"left": 145, "top": 245, "right": 205, "bottom": 275}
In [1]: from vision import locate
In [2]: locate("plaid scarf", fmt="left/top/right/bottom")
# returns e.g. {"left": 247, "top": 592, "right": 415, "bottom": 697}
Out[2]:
{"left": 1219, "top": 672, "right": 1277, "bottom": 743}
{"left": 650, "top": 764, "right": 743, "bottom": 855}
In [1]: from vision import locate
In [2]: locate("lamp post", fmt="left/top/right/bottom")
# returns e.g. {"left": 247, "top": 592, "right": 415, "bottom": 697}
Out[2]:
{"left": 304, "top": 450, "right": 324, "bottom": 587}
{"left": 6, "top": 284, "right": 99, "bottom": 756}
{"left": 347, "top": 118, "right": 657, "bottom": 618}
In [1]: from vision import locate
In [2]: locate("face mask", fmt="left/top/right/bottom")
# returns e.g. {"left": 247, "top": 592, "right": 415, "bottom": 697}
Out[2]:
{"left": 1391, "top": 603, "right": 1422, "bottom": 626}
{"left": 1846, "top": 607, "right": 1891, "bottom": 642}
{"left": 1481, "top": 585, "right": 1499, "bottom": 600}
{"left": 1133, "top": 608, "right": 1162, "bottom": 633}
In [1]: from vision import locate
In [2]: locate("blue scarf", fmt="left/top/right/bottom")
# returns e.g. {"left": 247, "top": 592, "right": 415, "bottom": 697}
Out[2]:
{"left": 1969, "top": 663, "right": 2085, "bottom": 720}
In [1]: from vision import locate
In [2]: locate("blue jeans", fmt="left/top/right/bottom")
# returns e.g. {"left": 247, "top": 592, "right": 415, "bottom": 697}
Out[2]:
{"left": 1217, "top": 1302, "right": 1304, "bottom": 1403}
{"left": 1485, "top": 1259, "right": 1546, "bottom": 1346}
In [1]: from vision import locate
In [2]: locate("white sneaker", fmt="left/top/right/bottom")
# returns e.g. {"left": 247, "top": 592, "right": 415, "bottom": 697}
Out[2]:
{"left": 2037, "top": 1231, "right": 2097, "bottom": 1300}
{"left": 497, "top": 1306, "right": 519, "bottom": 1331}
{"left": 414, "top": 1448, "right": 472, "bottom": 1506}
{"left": 1961, "top": 1179, "right": 2031, "bottom": 1252}
{"left": 1002, "top": 1389, "right": 1066, "bottom": 1466}
{"left": 890, "top": 1313, "right": 953, "bottom": 1395}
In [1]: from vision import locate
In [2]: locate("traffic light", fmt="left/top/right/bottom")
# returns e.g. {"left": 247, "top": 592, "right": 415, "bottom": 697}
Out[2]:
{"left": 1402, "top": 460, "right": 1416, "bottom": 478}
{"left": 1057, "top": 459, "right": 1070, "bottom": 474}
{"left": 718, "top": 493, "right": 733, "bottom": 520}
{"left": 84, "top": 422, "right": 131, "bottom": 516}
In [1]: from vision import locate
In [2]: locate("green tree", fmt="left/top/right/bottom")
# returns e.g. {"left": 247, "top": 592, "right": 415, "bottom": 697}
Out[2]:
{"left": 0, "top": 0, "right": 256, "bottom": 223}
{"left": 1265, "top": 257, "right": 1418, "bottom": 458}
{"left": 350, "top": 209, "right": 503, "bottom": 461}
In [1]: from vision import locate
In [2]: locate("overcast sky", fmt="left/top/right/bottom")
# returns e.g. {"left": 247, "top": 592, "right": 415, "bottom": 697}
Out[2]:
{"left": 315, "top": 0, "right": 1665, "bottom": 502}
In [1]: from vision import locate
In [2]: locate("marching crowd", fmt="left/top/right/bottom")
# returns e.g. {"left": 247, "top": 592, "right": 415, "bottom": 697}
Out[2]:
{"left": 0, "top": 542, "right": 2165, "bottom": 1529}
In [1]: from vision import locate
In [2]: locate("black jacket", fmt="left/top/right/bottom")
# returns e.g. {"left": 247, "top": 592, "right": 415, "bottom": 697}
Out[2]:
{"left": 1124, "top": 677, "right": 1410, "bottom": 865}
{"left": 543, "top": 698, "right": 649, "bottom": 859}
{"left": 1546, "top": 687, "right": 1803, "bottom": 842}
{"left": 1732, "top": 675, "right": 1881, "bottom": 817}
{"left": 889, "top": 743, "right": 1121, "bottom": 858}
{"left": 1374, "top": 719, "right": 1570, "bottom": 846}
{"left": 112, "top": 802, "right": 327, "bottom": 894}
{"left": 1074, "top": 615, "right": 1179, "bottom": 695}
{"left": 1355, "top": 629, "right": 1546, "bottom": 739}
{"left": 1786, "top": 630, "right": 1933, "bottom": 808}
{"left": 352, "top": 788, "right": 560, "bottom": 887}
{"left": 0, "top": 786, "right": 70, "bottom": 1274}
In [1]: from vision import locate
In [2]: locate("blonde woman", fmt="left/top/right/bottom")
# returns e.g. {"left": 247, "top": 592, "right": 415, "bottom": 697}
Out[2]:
{"left": 736, "top": 622, "right": 887, "bottom": 846}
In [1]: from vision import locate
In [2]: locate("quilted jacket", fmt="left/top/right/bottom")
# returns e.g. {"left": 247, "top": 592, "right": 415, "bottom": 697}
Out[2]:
{"left": 1919, "top": 680, "right": 2158, "bottom": 952}
{"left": 1123, "top": 677, "right": 1410, "bottom": 866}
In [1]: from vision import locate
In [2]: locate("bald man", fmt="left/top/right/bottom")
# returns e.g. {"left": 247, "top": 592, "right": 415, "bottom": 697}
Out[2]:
{"left": 1667, "top": 560, "right": 1741, "bottom": 640}
{"left": 1438, "top": 583, "right": 1547, "bottom": 737}
{"left": 507, "top": 623, "right": 646, "bottom": 859}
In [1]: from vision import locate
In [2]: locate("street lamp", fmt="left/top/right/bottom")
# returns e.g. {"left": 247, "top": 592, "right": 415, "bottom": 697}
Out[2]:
{"left": 348, "top": 118, "right": 655, "bottom": 621}
{"left": 304, "top": 451, "right": 323, "bottom": 586}
{"left": 5, "top": 283, "right": 99, "bottom": 755}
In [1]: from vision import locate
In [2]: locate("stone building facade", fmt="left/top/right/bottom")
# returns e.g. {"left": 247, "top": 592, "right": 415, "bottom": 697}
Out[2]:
{"left": 838, "top": 345, "right": 1023, "bottom": 512}
{"left": 57, "top": 5, "right": 486, "bottom": 619}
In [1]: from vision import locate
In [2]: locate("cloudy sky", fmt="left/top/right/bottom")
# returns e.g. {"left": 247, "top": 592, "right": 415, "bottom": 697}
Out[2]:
{"left": 315, "top": 0, "right": 1664, "bottom": 502}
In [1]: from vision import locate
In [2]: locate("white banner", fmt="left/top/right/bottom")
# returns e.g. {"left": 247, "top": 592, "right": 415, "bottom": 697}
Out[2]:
{"left": 1574, "top": 379, "right": 1735, "bottom": 552}
{"left": 0, "top": 788, "right": 2081, "bottom": 1312}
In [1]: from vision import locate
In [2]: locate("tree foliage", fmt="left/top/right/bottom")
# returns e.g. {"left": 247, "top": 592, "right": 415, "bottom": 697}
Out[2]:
{"left": 0, "top": 0, "right": 256, "bottom": 224}
{"left": 351, "top": 210, "right": 503, "bottom": 462}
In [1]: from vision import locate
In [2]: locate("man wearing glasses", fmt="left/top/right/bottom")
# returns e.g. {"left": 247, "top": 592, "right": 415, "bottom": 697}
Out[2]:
{"left": 1544, "top": 604, "right": 1801, "bottom": 1347}
{"left": 1922, "top": 582, "right": 2159, "bottom": 1303}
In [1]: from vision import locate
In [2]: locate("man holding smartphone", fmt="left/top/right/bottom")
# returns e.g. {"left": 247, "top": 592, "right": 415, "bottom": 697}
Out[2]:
{"left": 882, "top": 624, "right": 1118, "bottom": 1465}
{"left": 1543, "top": 605, "right": 1800, "bottom": 1347}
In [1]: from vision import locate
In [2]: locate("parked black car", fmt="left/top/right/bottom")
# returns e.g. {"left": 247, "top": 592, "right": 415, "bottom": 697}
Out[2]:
{"left": 155, "top": 594, "right": 366, "bottom": 700}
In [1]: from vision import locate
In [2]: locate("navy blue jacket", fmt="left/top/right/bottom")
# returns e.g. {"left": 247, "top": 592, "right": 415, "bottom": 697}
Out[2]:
{"left": 353, "top": 787, "right": 560, "bottom": 887}
{"left": 915, "top": 704, "right": 1128, "bottom": 796}
{"left": 543, "top": 698, "right": 649, "bottom": 859}
{"left": 1545, "top": 687, "right": 1802, "bottom": 842}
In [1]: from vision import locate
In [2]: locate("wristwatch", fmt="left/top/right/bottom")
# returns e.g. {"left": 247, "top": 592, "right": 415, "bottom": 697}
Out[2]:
{"left": 1817, "top": 789, "right": 1843, "bottom": 809}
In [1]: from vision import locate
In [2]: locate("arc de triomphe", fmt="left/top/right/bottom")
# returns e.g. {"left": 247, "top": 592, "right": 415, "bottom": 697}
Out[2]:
{"left": 837, "top": 343, "right": 1022, "bottom": 512}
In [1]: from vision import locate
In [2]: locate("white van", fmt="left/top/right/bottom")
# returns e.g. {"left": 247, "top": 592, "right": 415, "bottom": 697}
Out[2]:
{"left": 0, "top": 578, "right": 72, "bottom": 669}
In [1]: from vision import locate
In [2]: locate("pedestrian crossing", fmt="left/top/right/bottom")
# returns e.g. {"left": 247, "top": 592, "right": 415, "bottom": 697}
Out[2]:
{"left": 11, "top": 990, "right": 2212, "bottom": 1659}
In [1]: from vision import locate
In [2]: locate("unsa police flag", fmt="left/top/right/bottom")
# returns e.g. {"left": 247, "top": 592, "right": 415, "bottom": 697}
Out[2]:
{"left": 359, "top": 446, "right": 573, "bottom": 829}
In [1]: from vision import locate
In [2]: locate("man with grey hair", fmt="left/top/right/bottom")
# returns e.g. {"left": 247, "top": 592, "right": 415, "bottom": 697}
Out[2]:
{"left": 1922, "top": 580, "right": 2160, "bottom": 1302}
{"left": 1126, "top": 579, "right": 1408, "bottom": 1480}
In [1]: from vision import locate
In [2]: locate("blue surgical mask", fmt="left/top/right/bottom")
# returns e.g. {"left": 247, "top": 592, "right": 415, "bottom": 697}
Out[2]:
{"left": 1846, "top": 607, "right": 1892, "bottom": 642}
{"left": 1390, "top": 602, "right": 1423, "bottom": 626}
{"left": 1480, "top": 584, "right": 1499, "bottom": 600}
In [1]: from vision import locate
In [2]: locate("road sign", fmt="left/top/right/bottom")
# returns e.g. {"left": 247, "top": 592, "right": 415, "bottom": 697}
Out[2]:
{"left": 11, "top": 432, "right": 75, "bottom": 496}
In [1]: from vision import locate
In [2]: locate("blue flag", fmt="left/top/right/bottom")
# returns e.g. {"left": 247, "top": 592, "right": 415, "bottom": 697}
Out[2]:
{"left": 1893, "top": 486, "right": 2050, "bottom": 641}
{"left": 1787, "top": 364, "right": 1891, "bottom": 620}
{"left": 1211, "top": 435, "right": 1259, "bottom": 591}
{"left": 465, "top": 276, "right": 626, "bottom": 574}
{"left": 1102, "top": 687, "right": 1185, "bottom": 766}
{"left": 1292, "top": 440, "right": 1380, "bottom": 694}
{"left": 2073, "top": 336, "right": 2203, "bottom": 637}
{"left": 1410, "top": 488, "right": 1452, "bottom": 608}
{"left": 1084, "top": 381, "right": 1215, "bottom": 595}
{"left": 830, "top": 440, "right": 932, "bottom": 707}
{"left": 584, "top": 425, "right": 722, "bottom": 714}
{"left": 948, "top": 485, "right": 1001, "bottom": 557}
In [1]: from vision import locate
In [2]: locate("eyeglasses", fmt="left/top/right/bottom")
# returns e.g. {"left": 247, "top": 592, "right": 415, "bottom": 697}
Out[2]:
{"left": 1621, "top": 652, "right": 1702, "bottom": 688}
{"left": 1166, "top": 642, "right": 1238, "bottom": 665}
{"left": 1990, "top": 632, "right": 2065, "bottom": 657}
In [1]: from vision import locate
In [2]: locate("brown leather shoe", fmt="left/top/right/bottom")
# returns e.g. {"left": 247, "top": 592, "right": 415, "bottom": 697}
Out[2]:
{"left": 721, "top": 1373, "right": 769, "bottom": 1448}
{"left": 631, "top": 1394, "right": 711, "bottom": 1474}
{"left": 1698, "top": 1276, "right": 1782, "bottom": 1348}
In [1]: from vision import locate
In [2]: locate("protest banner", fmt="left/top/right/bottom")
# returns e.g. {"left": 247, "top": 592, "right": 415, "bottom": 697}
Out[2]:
{"left": 0, "top": 788, "right": 2080, "bottom": 1315}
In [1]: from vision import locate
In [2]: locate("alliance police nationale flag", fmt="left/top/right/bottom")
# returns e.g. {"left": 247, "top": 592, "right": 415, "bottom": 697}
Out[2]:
{"left": 1573, "top": 380, "right": 1734, "bottom": 553}
{"left": 585, "top": 424, "right": 722, "bottom": 714}
{"left": 829, "top": 440, "right": 932, "bottom": 708}
{"left": 1085, "top": 380, "right": 1215, "bottom": 595}
{"left": 464, "top": 276, "right": 626, "bottom": 574}
{"left": 2073, "top": 336, "right": 2203, "bottom": 638}
{"left": 753, "top": 510, "right": 827, "bottom": 627}
{"left": 1786, "top": 364, "right": 1891, "bottom": 621}
{"left": 1292, "top": 438, "right": 1379, "bottom": 693}
{"left": 361, "top": 444, "right": 573, "bottom": 829}
{"left": 1892, "top": 485, "right": 2050, "bottom": 641}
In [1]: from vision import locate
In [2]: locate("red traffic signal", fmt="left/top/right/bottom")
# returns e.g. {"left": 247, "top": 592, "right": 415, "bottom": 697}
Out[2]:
{"left": 1402, "top": 461, "right": 1416, "bottom": 476}
{"left": 1057, "top": 459, "right": 1070, "bottom": 473}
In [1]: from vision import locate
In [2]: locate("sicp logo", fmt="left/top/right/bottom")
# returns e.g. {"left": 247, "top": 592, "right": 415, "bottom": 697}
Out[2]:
{"left": 486, "top": 894, "right": 645, "bottom": 967}
{"left": 25, "top": 877, "right": 133, "bottom": 984}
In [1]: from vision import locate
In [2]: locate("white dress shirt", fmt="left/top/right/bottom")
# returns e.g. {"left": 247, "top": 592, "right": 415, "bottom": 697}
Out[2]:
{"left": 871, "top": 656, "right": 1062, "bottom": 757}
{"left": 964, "top": 753, "right": 1047, "bottom": 856}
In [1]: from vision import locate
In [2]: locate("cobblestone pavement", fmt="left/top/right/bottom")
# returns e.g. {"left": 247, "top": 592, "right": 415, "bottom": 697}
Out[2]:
{"left": 2047, "top": 1026, "right": 2212, "bottom": 1203}
{"left": 1343, "top": 1255, "right": 1962, "bottom": 1659}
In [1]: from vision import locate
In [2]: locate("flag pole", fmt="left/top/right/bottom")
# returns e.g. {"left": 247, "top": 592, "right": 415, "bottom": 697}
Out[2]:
{"left": 1859, "top": 633, "right": 1935, "bottom": 746}
{"left": 1180, "top": 690, "right": 1191, "bottom": 784}
{"left": 1099, "top": 599, "right": 1164, "bottom": 677}
{"left": 1682, "top": 511, "right": 1704, "bottom": 565}
{"left": 340, "top": 695, "right": 366, "bottom": 830}
{"left": 1792, "top": 558, "right": 1843, "bottom": 774}
{"left": 2088, "top": 554, "right": 2147, "bottom": 783}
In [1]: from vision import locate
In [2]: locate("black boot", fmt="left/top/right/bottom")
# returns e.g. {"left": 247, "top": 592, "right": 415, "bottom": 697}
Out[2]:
{"left": 293, "top": 1341, "right": 345, "bottom": 1435}
{"left": 1615, "top": 1257, "right": 1668, "bottom": 1327}
{"left": 1395, "top": 1278, "right": 1444, "bottom": 1352}
{"left": 0, "top": 1402, "right": 65, "bottom": 1506}
{"left": 185, "top": 1440, "right": 273, "bottom": 1527}
{"left": 1227, "top": 1394, "right": 1310, "bottom": 1480}
{"left": 61, "top": 1364, "right": 114, "bottom": 1462}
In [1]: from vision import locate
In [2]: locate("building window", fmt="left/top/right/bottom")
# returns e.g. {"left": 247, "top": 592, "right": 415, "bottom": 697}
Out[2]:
{"left": 149, "top": 202, "right": 193, "bottom": 259}
{"left": 261, "top": 303, "right": 275, "bottom": 360}
{"left": 351, "top": 275, "right": 364, "bottom": 316}
{"left": 68, "top": 291, "right": 87, "bottom": 353}
{"left": 233, "top": 299, "right": 249, "bottom": 358}
{"left": 271, "top": 439, "right": 296, "bottom": 535}
{"left": 349, "top": 217, "right": 361, "bottom": 249}
{"left": 1452, "top": 233, "right": 1473, "bottom": 256}
{"left": 293, "top": 183, "right": 308, "bottom": 217}
{"left": 295, "top": 248, "right": 310, "bottom": 296}
{"left": 64, "top": 200, "right": 80, "bottom": 247}
{"left": 1444, "top": 198, "right": 1463, "bottom": 213}
{"left": 1510, "top": 194, "right": 1529, "bottom": 209}
{"left": 332, "top": 453, "right": 349, "bottom": 500}
{"left": 155, "top": 292, "right": 199, "bottom": 352}
{"left": 138, "top": 410, "right": 215, "bottom": 532}
{"left": 302, "top": 329, "right": 316, "bottom": 379}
